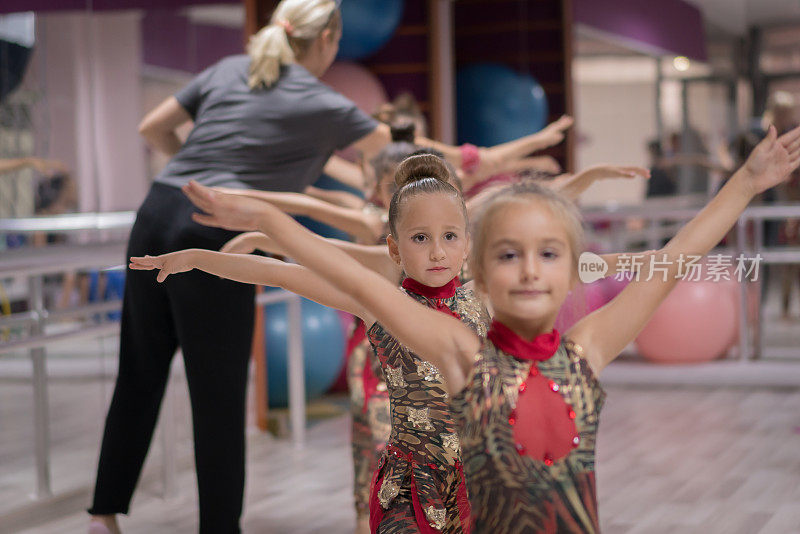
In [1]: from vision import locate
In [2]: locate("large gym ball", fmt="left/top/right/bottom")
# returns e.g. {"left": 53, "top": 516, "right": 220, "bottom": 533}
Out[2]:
{"left": 265, "top": 297, "right": 345, "bottom": 407}
{"left": 337, "top": 0, "right": 405, "bottom": 60}
{"left": 321, "top": 61, "right": 388, "bottom": 117}
{"left": 321, "top": 61, "right": 388, "bottom": 162}
{"left": 635, "top": 279, "right": 737, "bottom": 363}
{"left": 456, "top": 63, "right": 548, "bottom": 146}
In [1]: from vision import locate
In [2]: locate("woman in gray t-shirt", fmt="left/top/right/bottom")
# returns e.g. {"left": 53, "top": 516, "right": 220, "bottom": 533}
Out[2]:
{"left": 88, "top": 3, "right": 374, "bottom": 534}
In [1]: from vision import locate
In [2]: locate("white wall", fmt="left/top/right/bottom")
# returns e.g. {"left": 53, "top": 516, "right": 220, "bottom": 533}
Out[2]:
{"left": 573, "top": 56, "right": 656, "bottom": 206}
{"left": 29, "top": 11, "right": 147, "bottom": 213}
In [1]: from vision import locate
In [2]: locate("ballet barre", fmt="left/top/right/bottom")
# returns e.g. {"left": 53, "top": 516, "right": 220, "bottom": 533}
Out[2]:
{"left": 583, "top": 201, "right": 800, "bottom": 361}
{"left": 0, "top": 240, "right": 129, "bottom": 500}
{"left": 0, "top": 222, "right": 311, "bottom": 506}
{"left": 0, "top": 211, "right": 135, "bottom": 233}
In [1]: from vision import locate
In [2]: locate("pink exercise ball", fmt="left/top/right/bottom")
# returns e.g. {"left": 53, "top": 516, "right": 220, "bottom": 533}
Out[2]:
{"left": 321, "top": 61, "right": 388, "bottom": 117}
{"left": 635, "top": 279, "right": 737, "bottom": 363}
{"left": 321, "top": 62, "right": 388, "bottom": 162}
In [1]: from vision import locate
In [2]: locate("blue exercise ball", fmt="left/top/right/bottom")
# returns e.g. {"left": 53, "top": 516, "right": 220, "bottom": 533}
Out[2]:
{"left": 265, "top": 297, "right": 345, "bottom": 408}
{"left": 456, "top": 63, "right": 548, "bottom": 146}
{"left": 337, "top": 0, "right": 405, "bottom": 60}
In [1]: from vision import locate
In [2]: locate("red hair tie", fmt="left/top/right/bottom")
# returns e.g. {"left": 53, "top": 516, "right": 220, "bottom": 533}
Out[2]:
{"left": 278, "top": 19, "right": 294, "bottom": 35}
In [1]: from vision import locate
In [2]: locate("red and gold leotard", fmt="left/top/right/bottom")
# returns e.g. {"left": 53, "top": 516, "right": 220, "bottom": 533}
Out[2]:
{"left": 367, "top": 277, "right": 489, "bottom": 534}
{"left": 347, "top": 318, "right": 391, "bottom": 519}
{"left": 450, "top": 321, "right": 606, "bottom": 533}
{"left": 347, "top": 202, "right": 392, "bottom": 519}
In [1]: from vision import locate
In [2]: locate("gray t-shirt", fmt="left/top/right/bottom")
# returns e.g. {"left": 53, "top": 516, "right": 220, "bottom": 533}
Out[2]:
{"left": 155, "top": 56, "right": 378, "bottom": 192}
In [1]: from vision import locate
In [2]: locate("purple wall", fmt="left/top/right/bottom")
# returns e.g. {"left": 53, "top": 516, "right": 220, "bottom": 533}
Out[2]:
{"left": 362, "top": 0, "right": 430, "bottom": 112}
{"left": 142, "top": 10, "right": 243, "bottom": 74}
{"left": 574, "top": 0, "right": 707, "bottom": 61}
{"left": 1, "top": 0, "right": 238, "bottom": 15}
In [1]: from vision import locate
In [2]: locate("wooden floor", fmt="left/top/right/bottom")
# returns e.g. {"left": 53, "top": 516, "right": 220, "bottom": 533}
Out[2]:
{"left": 1, "top": 285, "right": 799, "bottom": 534}
{"left": 2, "top": 364, "right": 799, "bottom": 533}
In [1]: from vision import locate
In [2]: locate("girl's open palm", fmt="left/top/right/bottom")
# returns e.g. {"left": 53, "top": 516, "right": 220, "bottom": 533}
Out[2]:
{"left": 744, "top": 124, "right": 800, "bottom": 194}
{"left": 182, "top": 181, "right": 267, "bottom": 231}
{"left": 130, "top": 251, "right": 196, "bottom": 282}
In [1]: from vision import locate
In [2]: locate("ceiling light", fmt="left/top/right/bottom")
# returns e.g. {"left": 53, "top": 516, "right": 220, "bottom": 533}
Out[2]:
{"left": 673, "top": 56, "right": 691, "bottom": 71}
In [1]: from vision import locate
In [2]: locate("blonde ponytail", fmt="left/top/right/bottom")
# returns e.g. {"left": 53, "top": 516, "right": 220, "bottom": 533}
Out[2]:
{"left": 247, "top": 0, "right": 340, "bottom": 89}
{"left": 247, "top": 25, "right": 295, "bottom": 89}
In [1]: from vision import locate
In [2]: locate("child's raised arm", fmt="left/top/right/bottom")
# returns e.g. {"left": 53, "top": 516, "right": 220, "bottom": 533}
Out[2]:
{"left": 182, "top": 181, "right": 482, "bottom": 392}
{"left": 569, "top": 125, "right": 800, "bottom": 374}
{"left": 415, "top": 116, "right": 573, "bottom": 182}
{"left": 129, "top": 249, "right": 371, "bottom": 322}
{"left": 551, "top": 165, "right": 650, "bottom": 200}
{"left": 213, "top": 188, "right": 383, "bottom": 243}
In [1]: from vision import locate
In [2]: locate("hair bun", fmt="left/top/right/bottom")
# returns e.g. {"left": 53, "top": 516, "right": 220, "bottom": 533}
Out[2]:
{"left": 394, "top": 154, "right": 451, "bottom": 187}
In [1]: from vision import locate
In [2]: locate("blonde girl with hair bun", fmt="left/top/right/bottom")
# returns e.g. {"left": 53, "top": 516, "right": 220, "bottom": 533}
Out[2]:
{"left": 135, "top": 154, "right": 488, "bottom": 533}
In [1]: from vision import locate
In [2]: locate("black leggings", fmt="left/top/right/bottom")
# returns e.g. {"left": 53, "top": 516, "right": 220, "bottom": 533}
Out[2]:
{"left": 89, "top": 183, "right": 255, "bottom": 534}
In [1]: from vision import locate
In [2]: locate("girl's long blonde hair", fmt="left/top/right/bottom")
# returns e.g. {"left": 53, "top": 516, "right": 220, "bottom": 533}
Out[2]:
{"left": 246, "top": 0, "right": 340, "bottom": 89}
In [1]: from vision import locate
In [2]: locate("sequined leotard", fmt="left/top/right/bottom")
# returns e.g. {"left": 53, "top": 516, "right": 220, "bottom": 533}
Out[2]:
{"left": 450, "top": 325, "right": 606, "bottom": 533}
{"left": 347, "top": 318, "right": 391, "bottom": 519}
{"left": 367, "top": 279, "right": 489, "bottom": 534}
{"left": 347, "top": 203, "right": 392, "bottom": 520}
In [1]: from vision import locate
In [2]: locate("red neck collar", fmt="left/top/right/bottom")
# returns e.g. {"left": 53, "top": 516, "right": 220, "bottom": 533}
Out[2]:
{"left": 401, "top": 276, "right": 460, "bottom": 300}
{"left": 487, "top": 320, "right": 560, "bottom": 362}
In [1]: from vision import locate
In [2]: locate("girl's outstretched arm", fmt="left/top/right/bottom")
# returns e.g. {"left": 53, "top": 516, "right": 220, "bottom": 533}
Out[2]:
{"left": 182, "top": 181, "right": 482, "bottom": 393}
{"left": 348, "top": 118, "right": 572, "bottom": 178}
{"left": 221, "top": 232, "right": 402, "bottom": 282}
{"left": 551, "top": 165, "right": 650, "bottom": 200}
{"left": 569, "top": 125, "right": 800, "bottom": 374}
{"left": 420, "top": 116, "right": 573, "bottom": 180}
{"left": 213, "top": 188, "right": 382, "bottom": 243}
{"left": 304, "top": 185, "right": 366, "bottom": 209}
{"left": 322, "top": 155, "right": 367, "bottom": 190}
{"left": 129, "top": 249, "right": 371, "bottom": 322}
{"left": 496, "top": 155, "right": 562, "bottom": 175}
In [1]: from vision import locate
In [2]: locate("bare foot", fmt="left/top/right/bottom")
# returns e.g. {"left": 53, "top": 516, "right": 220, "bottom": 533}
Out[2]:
{"left": 89, "top": 515, "right": 121, "bottom": 534}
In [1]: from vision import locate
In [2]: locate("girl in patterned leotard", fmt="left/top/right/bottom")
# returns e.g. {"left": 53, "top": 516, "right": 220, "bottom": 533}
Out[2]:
{"left": 171, "top": 125, "right": 800, "bottom": 532}
{"left": 218, "top": 139, "right": 417, "bottom": 532}
{"left": 134, "top": 153, "right": 489, "bottom": 533}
